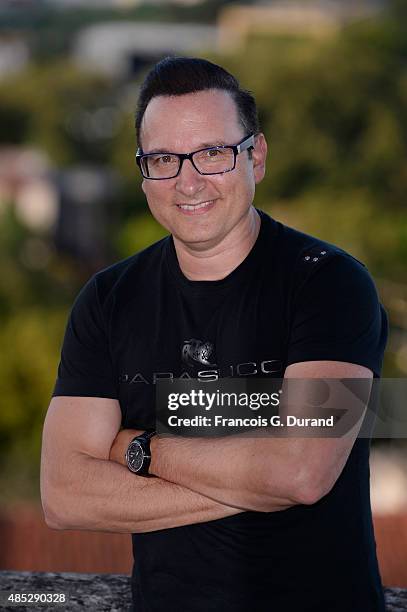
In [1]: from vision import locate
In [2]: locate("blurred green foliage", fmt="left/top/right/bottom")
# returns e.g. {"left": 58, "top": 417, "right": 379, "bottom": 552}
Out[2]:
{"left": 0, "top": 62, "right": 117, "bottom": 164}
{"left": 0, "top": 3, "right": 406, "bottom": 501}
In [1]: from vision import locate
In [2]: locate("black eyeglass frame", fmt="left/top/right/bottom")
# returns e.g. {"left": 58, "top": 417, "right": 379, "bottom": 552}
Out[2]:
{"left": 135, "top": 134, "right": 255, "bottom": 180}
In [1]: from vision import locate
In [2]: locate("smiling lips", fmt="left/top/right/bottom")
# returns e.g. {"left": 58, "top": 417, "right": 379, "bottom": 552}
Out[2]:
{"left": 176, "top": 200, "right": 215, "bottom": 213}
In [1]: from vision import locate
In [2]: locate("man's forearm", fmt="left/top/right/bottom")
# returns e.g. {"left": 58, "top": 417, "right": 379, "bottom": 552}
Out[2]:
{"left": 42, "top": 452, "right": 242, "bottom": 533}
{"left": 148, "top": 430, "right": 357, "bottom": 512}
{"left": 149, "top": 435, "right": 302, "bottom": 512}
{"left": 109, "top": 428, "right": 299, "bottom": 513}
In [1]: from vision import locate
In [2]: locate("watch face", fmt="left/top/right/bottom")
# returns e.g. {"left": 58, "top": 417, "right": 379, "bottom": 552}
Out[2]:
{"left": 127, "top": 441, "right": 144, "bottom": 472}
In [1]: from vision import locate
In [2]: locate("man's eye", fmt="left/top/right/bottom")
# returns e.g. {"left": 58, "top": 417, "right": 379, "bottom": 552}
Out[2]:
{"left": 150, "top": 154, "right": 176, "bottom": 165}
{"left": 207, "top": 149, "right": 220, "bottom": 157}
{"left": 159, "top": 155, "right": 174, "bottom": 164}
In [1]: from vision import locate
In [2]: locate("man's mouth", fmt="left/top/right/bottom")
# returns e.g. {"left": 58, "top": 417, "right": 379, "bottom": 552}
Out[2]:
{"left": 176, "top": 200, "right": 215, "bottom": 212}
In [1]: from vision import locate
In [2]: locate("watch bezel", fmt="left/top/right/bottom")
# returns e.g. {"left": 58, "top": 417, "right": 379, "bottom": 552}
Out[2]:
{"left": 126, "top": 439, "right": 146, "bottom": 473}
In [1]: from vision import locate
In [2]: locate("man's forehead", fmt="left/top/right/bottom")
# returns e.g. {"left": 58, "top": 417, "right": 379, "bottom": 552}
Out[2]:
{"left": 140, "top": 89, "right": 243, "bottom": 149}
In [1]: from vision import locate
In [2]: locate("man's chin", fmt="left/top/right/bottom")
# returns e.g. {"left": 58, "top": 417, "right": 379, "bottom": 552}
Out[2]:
{"left": 172, "top": 225, "right": 224, "bottom": 251}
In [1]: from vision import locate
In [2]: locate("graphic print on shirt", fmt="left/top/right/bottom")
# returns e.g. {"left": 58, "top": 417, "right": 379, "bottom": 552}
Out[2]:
{"left": 181, "top": 338, "right": 217, "bottom": 368}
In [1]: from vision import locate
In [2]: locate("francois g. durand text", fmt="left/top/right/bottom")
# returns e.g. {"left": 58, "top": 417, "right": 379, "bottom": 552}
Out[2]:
{"left": 167, "top": 415, "right": 335, "bottom": 428}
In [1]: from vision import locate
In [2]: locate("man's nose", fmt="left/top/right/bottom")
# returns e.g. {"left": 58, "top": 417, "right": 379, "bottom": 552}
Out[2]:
{"left": 175, "top": 159, "right": 206, "bottom": 197}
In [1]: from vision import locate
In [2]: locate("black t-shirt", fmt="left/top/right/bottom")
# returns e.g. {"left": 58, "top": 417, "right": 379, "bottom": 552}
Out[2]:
{"left": 53, "top": 209, "right": 388, "bottom": 612}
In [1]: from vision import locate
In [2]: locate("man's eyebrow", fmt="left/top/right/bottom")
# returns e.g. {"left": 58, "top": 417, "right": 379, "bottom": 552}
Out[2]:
{"left": 145, "top": 142, "right": 226, "bottom": 154}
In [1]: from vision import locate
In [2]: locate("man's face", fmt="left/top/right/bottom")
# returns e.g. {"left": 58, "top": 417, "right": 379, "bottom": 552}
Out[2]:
{"left": 139, "top": 89, "right": 267, "bottom": 250}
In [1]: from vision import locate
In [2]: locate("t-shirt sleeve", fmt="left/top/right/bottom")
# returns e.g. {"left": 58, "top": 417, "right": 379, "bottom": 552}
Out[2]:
{"left": 286, "top": 254, "right": 388, "bottom": 378}
{"left": 53, "top": 276, "right": 118, "bottom": 398}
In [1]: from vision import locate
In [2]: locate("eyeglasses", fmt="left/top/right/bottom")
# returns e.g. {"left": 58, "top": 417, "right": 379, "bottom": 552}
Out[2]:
{"left": 136, "top": 134, "right": 255, "bottom": 180}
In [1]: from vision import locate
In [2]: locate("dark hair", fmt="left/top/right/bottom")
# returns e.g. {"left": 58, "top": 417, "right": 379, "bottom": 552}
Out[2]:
{"left": 135, "top": 56, "right": 260, "bottom": 148}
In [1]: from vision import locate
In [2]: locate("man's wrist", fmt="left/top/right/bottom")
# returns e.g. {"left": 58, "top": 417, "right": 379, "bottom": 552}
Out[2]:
{"left": 109, "top": 429, "right": 143, "bottom": 467}
{"left": 110, "top": 428, "right": 162, "bottom": 475}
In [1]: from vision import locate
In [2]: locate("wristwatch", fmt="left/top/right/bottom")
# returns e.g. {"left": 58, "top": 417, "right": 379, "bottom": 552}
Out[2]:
{"left": 125, "top": 430, "right": 156, "bottom": 476}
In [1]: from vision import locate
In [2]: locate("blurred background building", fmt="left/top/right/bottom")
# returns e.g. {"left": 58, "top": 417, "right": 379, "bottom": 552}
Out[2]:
{"left": 0, "top": 0, "right": 406, "bottom": 587}
{"left": 73, "top": 22, "right": 218, "bottom": 77}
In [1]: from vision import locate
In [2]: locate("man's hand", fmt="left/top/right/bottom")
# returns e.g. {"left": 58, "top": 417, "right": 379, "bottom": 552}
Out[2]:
{"left": 109, "top": 428, "right": 143, "bottom": 467}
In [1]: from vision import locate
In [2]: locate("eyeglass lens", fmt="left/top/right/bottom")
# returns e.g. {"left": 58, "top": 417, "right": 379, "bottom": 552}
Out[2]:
{"left": 141, "top": 147, "right": 235, "bottom": 179}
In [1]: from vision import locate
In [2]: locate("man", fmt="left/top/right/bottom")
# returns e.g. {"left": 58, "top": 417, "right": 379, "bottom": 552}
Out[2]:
{"left": 40, "top": 57, "right": 388, "bottom": 611}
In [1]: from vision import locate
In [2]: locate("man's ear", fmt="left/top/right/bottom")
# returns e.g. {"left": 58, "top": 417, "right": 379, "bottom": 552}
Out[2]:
{"left": 252, "top": 133, "right": 268, "bottom": 184}
{"left": 141, "top": 179, "right": 146, "bottom": 195}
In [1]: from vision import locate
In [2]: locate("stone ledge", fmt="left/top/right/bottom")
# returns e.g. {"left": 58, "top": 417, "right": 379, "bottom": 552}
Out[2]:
{"left": 0, "top": 571, "right": 406, "bottom": 611}
{"left": 0, "top": 571, "right": 131, "bottom": 612}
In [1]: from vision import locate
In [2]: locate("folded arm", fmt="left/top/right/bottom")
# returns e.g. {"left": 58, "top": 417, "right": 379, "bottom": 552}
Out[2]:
{"left": 40, "top": 396, "right": 242, "bottom": 534}
{"left": 111, "top": 361, "right": 372, "bottom": 512}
